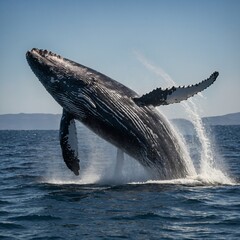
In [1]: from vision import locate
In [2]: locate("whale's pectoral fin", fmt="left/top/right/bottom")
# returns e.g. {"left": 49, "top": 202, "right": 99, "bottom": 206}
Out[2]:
{"left": 59, "top": 109, "right": 80, "bottom": 176}
{"left": 133, "top": 72, "right": 219, "bottom": 107}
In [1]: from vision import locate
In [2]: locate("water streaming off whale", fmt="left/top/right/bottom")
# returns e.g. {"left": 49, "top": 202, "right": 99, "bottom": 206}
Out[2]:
{"left": 135, "top": 53, "right": 233, "bottom": 185}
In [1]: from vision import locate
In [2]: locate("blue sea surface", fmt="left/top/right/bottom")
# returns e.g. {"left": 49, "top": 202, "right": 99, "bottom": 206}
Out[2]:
{"left": 0, "top": 125, "right": 239, "bottom": 239}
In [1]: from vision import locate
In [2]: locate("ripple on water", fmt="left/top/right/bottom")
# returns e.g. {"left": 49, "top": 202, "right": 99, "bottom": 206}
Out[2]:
{"left": 0, "top": 222, "right": 25, "bottom": 230}
{"left": 8, "top": 214, "right": 61, "bottom": 222}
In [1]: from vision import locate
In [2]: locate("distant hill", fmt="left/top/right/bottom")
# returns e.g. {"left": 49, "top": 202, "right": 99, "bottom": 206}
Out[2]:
{"left": 0, "top": 112, "right": 239, "bottom": 130}
{"left": 170, "top": 112, "right": 240, "bottom": 135}
{"left": 202, "top": 112, "right": 240, "bottom": 126}
{"left": 0, "top": 113, "right": 61, "bottom": 130}
{"left": 170, "top": 118, "right": 195, "bottom": 135}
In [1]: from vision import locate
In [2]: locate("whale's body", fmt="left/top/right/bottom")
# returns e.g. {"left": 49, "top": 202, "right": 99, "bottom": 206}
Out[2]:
{"left": 26, "top": 48, "right": 218, "bottom": 179}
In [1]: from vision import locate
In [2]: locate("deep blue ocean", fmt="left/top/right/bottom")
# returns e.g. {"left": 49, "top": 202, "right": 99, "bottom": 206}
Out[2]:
{"left": 0, "top": 125, "right": 239, "bottom": 239}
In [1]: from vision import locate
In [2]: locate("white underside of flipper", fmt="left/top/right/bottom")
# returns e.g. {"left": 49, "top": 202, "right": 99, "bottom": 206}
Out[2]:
{"left": 133, "top": 72, "right": 219, "bottom": 107}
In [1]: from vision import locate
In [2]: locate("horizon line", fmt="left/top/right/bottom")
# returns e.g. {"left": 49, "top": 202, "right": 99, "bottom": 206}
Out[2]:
{"left": 0, "top": 111, "right": 239, "bottom": 119}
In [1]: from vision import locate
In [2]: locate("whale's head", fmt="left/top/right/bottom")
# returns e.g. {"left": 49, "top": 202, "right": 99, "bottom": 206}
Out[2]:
{"left": 26, "top": 48, "right": 89, "bottom": 90}
{"left": 26, "top": 48, "right": 96, "bottom": 116}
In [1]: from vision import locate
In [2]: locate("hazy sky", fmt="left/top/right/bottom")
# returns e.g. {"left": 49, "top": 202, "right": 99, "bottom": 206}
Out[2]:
{"left": 0, "top": 0, "right": 239, "bottom": 119}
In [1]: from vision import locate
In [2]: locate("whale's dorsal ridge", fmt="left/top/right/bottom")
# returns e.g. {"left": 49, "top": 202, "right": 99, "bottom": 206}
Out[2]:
{"left": 133, "top": 71, "right": 219, "bottom": 107}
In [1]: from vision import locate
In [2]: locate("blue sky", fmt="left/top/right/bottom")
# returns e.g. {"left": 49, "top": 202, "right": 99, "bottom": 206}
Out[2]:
{"left": 0, "top": 0, "right": 239, "bottom": 118}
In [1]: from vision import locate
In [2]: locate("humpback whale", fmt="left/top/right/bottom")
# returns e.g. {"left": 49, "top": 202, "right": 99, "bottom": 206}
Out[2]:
{"left": 26, "top": 48, "right": 218, "bottom": 179}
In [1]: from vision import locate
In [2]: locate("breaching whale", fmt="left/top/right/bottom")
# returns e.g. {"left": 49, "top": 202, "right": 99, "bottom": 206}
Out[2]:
{"left": 26, "top": 48, "right": 218, "bottom": 179}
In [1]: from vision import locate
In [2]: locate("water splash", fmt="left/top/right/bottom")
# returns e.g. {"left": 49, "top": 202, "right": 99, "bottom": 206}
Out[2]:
{"left": 135, "top": 51, "right": 234, "bottom": 185}
{"left": 156, "top": 110, "right": 196, "bottom": 177}
{"left": 178, "top": 100, "right": 233, "bottom": 185}
{"left": 44, "top": 122, "right": 150, "bottom": 186}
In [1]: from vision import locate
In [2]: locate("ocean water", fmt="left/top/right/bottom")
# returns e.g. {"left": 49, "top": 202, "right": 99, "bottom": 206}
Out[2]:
{"left": 0, "top": 125, "right": 240, "bottom": 239}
